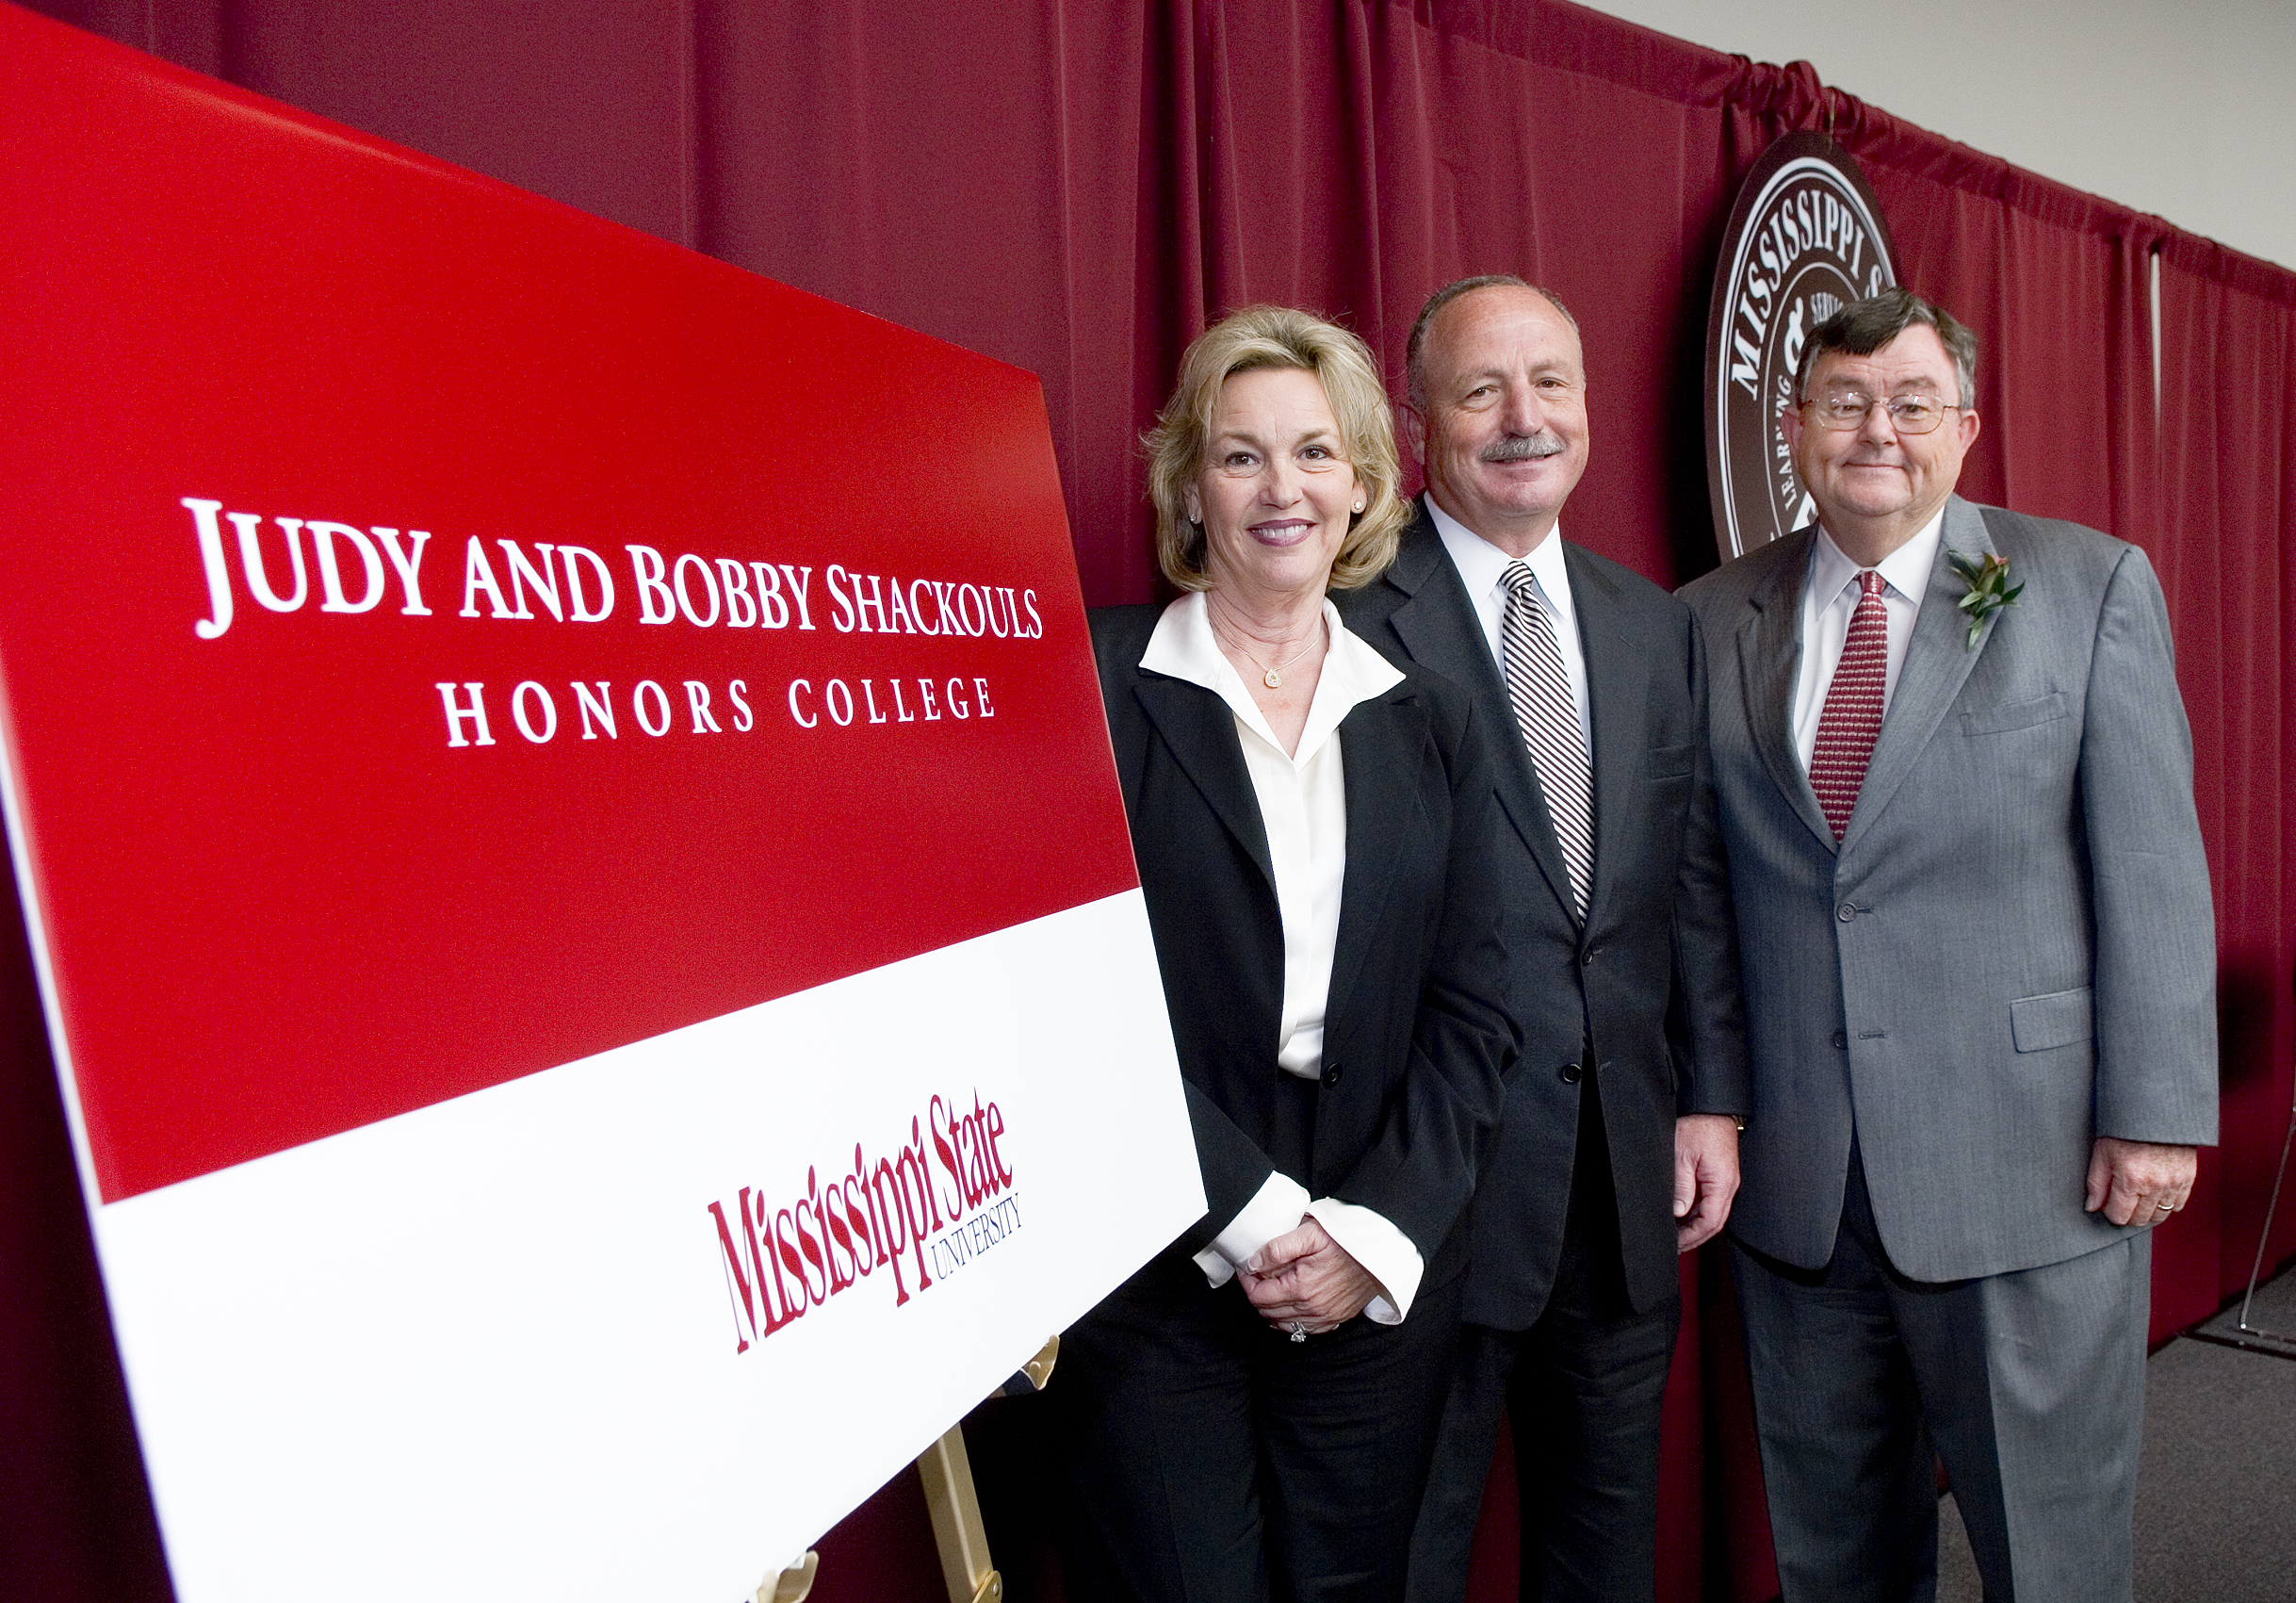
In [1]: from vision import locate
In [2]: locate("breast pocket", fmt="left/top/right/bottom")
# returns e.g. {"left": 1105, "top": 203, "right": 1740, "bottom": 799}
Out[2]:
{"left": 1960, "top": 692, "right": 2068, "bottom": 737}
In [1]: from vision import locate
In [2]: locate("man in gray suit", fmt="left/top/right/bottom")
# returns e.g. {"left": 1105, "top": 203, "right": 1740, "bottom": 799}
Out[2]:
{"left": 1341, "top": 276, "right": 1749, "bottom": 1600}
{"left": 1678, "top": 287, "right": 2217, "bottom": 1603}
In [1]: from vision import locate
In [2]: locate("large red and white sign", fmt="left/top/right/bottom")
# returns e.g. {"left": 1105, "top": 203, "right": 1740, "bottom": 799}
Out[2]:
{"left": 0, "top": 9, "right": 1200, "bottom": 1599}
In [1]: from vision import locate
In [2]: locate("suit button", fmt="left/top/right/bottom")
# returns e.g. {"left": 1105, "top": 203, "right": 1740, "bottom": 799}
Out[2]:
{"left": 1831, "top": 1030, "right": 1848, "bottom": 1050}
{"left": 1321, "top": 1061, "right": 1343, "bottom": 1088}
{"left": 1559, "top": 1063, "right": 1583, "bottom": 1085}
{"left": 1580, "top": 948, "right": 1597, "bottom": 968}
{"left": 1836, "top": 903, "right": 1858, "bottom": 923}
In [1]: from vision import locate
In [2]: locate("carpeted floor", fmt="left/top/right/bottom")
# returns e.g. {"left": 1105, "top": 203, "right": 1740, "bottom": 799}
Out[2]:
{"left": 1936, "top": 1265, "right": 2296, "bottom": 1601}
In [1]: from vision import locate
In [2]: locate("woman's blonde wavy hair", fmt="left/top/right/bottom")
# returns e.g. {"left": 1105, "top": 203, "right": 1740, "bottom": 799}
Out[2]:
{"left": 1144, "top": 305, "right": 1408, "bottom": 593}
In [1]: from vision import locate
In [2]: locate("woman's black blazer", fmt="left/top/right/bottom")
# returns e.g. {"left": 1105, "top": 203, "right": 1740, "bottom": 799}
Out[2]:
{"left": 1091, "top": 604, "right": 1518, "bottom": 1287}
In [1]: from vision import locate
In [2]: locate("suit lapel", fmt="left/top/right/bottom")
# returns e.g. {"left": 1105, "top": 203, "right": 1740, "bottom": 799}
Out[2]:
{"left": 1840, "top": 498, "right": 1997, "bottom": 848}
{"left": 1379, "top": 513, "right": 1580, "bottom": 924}
{"left": 1384, "top": 519, "right": 1506, "bottom": 710}
{"left": 1131, "top": 675, "right": 1275, "bottom": 891}
{"left": 1566, "top": 546, "right": 1642, "bottom": 924}
{"left": 1327, "top": 689, "right": 1418, "bottom": 1008}
{"left": 1734, "top": 529, "right": 1836, "bottom": 850}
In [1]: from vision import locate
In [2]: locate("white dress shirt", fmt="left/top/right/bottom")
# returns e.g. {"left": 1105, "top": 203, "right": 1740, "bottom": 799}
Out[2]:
{"left": 1427, "top": 499, "right": 1591, "bottom": 758}
{"left": 1140, "top": 591, "right": 1426, "bottom": 1323}
{"left": 1791, "top": 510, "right": 1946, "bottom": 772}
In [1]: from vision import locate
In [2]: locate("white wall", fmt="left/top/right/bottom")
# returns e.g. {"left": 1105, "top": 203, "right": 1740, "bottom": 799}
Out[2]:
{"left": 1577, "top": 0, "right": 2296, "bottom": 272}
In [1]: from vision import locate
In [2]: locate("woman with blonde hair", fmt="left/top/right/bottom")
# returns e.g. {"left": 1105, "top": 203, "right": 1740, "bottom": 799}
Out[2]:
{"left": 1055, "top": 305, "right": 1516, "bottom": 1601}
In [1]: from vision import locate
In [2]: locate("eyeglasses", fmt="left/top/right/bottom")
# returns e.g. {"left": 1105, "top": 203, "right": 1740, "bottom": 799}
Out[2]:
{"left": 1800, "top": 394, "right": 1963, "bottom": 435}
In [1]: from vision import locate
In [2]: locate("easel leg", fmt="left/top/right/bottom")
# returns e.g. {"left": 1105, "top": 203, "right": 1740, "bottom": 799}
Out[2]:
{"left": 760, "top": 1336, "right": 1060, "bottom": 1603}
{"left": 756, "top": 1550, "right": 818, "bottom": 1603}
{"left": 918, "top": 1423, "right": 1002, "bottom": 1603}
{"left": 917, "top": 1335, "right": 1061, "bottom": 1603}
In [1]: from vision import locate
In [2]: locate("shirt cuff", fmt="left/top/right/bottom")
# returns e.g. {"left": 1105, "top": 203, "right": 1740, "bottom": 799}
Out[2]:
{"left": 1192, "top": 1170, "right": 1311, "bottom": 1288}
{"left": 1305, "top": 1197, "right": 1425, "bottom": 1324}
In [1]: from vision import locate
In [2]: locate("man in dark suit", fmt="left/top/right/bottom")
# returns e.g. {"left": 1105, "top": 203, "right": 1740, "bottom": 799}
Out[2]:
{"left": 1678, "top": 288, "right": 2216, "bottom": 1602}
{"left": 1338, "top": 276, "right": 1749, "bottom": 1601}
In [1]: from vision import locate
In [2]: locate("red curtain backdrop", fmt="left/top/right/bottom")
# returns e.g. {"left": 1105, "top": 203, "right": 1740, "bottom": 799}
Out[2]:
{"left": 8, "top": 4, "right": 2293, "bottom": 1601}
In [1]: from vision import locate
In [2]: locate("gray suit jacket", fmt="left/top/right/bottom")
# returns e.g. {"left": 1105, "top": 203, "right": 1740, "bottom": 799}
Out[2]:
{"left": 1678, "top": 496, "right": 2218, "bottom": 1282}
{"left": 1340, "top": 508, "right": 1748, "bottom": 1322}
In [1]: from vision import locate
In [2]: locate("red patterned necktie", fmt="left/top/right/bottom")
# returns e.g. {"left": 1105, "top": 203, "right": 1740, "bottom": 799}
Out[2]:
{"left": 1810, "top": 570, "right": 1888, "bottom": 841}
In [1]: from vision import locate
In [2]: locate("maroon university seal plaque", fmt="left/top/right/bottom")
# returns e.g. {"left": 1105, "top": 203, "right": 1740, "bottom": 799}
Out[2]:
{"left": 1704, "top": 132, "right": 1897, "bottom": 562}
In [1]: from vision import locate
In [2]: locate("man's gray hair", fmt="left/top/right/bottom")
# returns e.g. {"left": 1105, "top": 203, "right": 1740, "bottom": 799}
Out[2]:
{"left": 1795, "top": 286, "right": 1978, "bottom": 409}
{"left": 1405, "top": 275, "right": 1579, "bottom": 409}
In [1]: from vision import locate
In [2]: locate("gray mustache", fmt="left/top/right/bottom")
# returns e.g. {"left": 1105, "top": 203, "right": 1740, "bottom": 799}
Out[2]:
{"left": 1481, "top": 432, "right": 1567, "bottom": 463}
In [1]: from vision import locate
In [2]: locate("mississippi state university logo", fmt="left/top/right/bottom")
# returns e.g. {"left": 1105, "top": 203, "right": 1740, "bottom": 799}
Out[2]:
{"left": 1704, "top": 133, "right": 1897, "bottom": 561}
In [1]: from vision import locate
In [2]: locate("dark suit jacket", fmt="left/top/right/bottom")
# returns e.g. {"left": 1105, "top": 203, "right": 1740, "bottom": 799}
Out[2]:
{"left": 1091, "top": 603, "right": 1517, "bottom": 1290}
{"left": 1678, "top": 498, "right": 2217, "bottom": 1280}
{"left": 1337, "top": 507, "right": 1748, "bottom": 1321}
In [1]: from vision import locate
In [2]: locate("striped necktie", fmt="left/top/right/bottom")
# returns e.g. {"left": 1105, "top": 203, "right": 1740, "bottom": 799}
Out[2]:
{"left": 1810, "top": 570, "right": 1888, "bottom": 841}
{"left": 1501, "top": 562, "right": 1593, "bottom": 916}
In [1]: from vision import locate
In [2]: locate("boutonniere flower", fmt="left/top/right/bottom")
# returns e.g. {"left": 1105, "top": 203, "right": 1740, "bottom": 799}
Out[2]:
{"left": 1946, "top": 550, "right": 2023, "bottom": 649}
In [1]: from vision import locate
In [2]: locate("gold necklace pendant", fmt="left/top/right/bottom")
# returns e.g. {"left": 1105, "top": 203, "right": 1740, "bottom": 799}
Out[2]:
{"left": 1210, "top": 601, "right": 1321, "bottom": 692}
